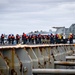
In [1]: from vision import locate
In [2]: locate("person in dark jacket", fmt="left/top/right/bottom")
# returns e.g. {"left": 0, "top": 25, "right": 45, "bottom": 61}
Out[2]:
{"left": 22, "top": 33, "right": 26, "bottom": 44}
{"left": 11, "top": 34, "right": 15, "bottom": 44}
{"left": 1, "top": 34, "right": 4, "bottom": 45}
{"left": 8, "top": 34, "right": 11, "bottom": 44}
{"left": 16, "top": 34, "right": 20, "bottom": 44}
{"left": 50, "top": 33, "right": 54, "bottom": 44}
{"left": 29, "top": 35, "right": 31, "bottom": 44}
{"left": 38, "top": 34, "right": 41, "bottom": 44}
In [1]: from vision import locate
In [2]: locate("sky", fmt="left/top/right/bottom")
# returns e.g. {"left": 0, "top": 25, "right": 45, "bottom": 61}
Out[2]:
{"left": 0, "top": 0, "right": 75, "bottom": 35}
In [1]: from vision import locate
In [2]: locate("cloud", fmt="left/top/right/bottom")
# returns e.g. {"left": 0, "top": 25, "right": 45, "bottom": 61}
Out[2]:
{"left": 0, "top": 0, "right": 9, "bottom": 4}
{"left": 0, "top": 0, "right": 75, "bottom": 34}
{"left": 0, "top": 0, "right": 9, "bottom": 8}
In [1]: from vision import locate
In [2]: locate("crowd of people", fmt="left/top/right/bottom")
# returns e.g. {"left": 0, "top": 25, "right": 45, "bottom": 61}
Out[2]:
{"left": 0, "top": 33, "right": 74, "bottom": 45}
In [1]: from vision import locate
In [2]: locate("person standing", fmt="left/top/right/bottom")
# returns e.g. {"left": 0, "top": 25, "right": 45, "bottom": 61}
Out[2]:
{"left": 38, "top": 34, "right": 41, "bottom": 44}
{"left": 55, "top": 34, "right": 59, "bottom": 44}
{"left": 1, "top": 34, "right": 4, "bottom": 45}
{"left": 8, "top": 34, "right": 11, "bottom": 44}
{"left": 16, "top": 34, "right": 20, "bottom": 44}
{"left": 11, "top": 34, "right": 15, "bottom": 44}
{"left": 31, "top": 35, "right": 35, "bottom": 44}
{"left": 35, "top": 35, "right": 38, "bottom": 44}
{"left": 29, "top": 35, "right": 31, "bottom": 44}
{"left": 22, "top": 33, "right": 26, "bottom": 44}
{"left": 50, "top": 33, "right": 54, "bottom": 44}
{"left": 69, "top": 33, "right": 73, "bottom": 44}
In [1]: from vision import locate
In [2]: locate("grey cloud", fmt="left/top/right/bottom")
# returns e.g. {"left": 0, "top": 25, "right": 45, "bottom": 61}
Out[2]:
{"left": 10, "top": 0, "right": 75, "bottom": 3}
{"left": 0, "top": 0, "right": 75, "bottom": 13}
{"left": 0, "top": 0, "right": 75, "bottom": 34}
